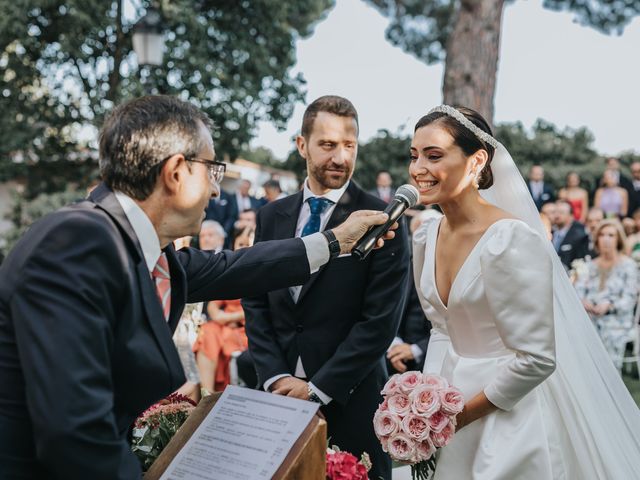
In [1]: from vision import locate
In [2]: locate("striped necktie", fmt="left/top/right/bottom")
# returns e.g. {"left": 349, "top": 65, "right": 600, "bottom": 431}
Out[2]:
{"left": 152, "top": 253, "right": 171, "bottom": 321}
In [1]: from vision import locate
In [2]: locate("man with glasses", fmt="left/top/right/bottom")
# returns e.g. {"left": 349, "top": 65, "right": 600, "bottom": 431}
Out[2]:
{"left": 0, "top": 95, "right": 394, "bottom": 479}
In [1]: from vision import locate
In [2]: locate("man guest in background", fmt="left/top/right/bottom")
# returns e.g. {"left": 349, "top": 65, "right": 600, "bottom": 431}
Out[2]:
{"left": 0, "top": 95, "right": 394, "bottom": 479}
{"left": 553, "top": 199, "right": 590, "bottom": 269}
{"left": 204, "top": 187, "right": 237, "bottom": 246}
{"left": 370, "top": 170, "right": 395, "bottom": 202}
{"left": 528, "top": 164, "right": 555, "bottom": 211}
{"left": 197, "top": 220, "right": 226, "bottom": 253}
{"left": 234, "top": 179, "right": 261, "bottom": 212}
{"left": 243, "top": 95, "right": 410, "bottom": 480}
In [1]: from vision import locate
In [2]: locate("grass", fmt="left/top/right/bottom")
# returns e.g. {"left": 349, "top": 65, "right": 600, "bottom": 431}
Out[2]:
{"left": 622, "top": 370, "right": 640, "bottom": 406}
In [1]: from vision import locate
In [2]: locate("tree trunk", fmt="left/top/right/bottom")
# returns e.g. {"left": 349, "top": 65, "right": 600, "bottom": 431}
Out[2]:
{"left": 442, "top": 0, "right": 505, "bottom": 125}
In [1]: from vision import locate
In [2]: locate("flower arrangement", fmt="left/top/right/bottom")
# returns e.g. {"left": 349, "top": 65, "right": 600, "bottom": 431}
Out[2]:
{"left": 131, "top": 392, "right": 197, "bottom": 471}
{"left": 326, "top": 445, "right": 371, "bottom": 480}
{"left": 373, "top": 372, "right": 464, "bottom": 480}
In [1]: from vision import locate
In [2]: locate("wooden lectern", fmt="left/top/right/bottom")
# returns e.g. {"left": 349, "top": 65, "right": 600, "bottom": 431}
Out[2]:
{"left": 145, "top": 393, "right": 327, "bottom": 480}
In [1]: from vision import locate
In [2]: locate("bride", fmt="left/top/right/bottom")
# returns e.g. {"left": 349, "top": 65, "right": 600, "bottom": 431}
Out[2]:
{"left": 410, "top": 105, "right": 640, "bottom": 479}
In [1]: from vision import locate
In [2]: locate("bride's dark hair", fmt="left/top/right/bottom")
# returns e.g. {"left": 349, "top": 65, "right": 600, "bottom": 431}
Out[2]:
{"left": 414, "top": 106, "right": 495, "bottom": 190}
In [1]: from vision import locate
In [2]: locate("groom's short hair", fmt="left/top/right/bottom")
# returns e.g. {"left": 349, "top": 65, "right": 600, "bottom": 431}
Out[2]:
{"left": 301, "top": 95, "right": 359, "bottom": 139}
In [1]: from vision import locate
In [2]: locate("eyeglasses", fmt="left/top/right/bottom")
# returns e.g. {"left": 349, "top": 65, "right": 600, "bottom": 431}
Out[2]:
{"left": 187, "top": 157, "right": 226, "bottom": 184}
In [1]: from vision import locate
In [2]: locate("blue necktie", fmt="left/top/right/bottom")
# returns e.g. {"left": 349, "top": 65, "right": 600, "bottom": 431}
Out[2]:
{"left": 301, "top": 197, "right": 333, "bottom": 237}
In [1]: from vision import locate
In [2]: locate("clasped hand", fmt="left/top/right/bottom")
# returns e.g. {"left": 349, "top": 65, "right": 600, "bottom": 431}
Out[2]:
{"left": 270, "top": 377, "right": 309, "bottom": 401}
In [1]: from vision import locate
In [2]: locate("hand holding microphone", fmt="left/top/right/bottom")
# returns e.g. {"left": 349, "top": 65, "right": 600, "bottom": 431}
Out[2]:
{"left": 352, "top": 184, "right": 419, "bottom": 260}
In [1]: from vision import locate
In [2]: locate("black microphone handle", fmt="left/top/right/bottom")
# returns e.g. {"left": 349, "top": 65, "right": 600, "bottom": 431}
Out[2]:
{"left": 352, "top": 199, "right": 407, "bottom": 260}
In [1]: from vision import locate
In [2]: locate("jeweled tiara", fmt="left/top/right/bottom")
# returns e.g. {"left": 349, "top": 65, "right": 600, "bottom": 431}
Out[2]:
{"left": 427, "top": 105, "right": 499, "bottom": 149}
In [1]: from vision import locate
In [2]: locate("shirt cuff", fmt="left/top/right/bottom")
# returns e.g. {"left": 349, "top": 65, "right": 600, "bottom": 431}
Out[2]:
{"left": 263, "top": 373, "right": 291, "bottom": 392}
{"left": 388, "top": 336, "right": 403, "bottom": 350}
{"left": 301, "top": 233, "right": 330, "bottom": 274}
{"left": 308, "top": 382, "right": 332, "bottom": 405}
{"left": 410, "top": 344, "right": 424, "bottom": 364}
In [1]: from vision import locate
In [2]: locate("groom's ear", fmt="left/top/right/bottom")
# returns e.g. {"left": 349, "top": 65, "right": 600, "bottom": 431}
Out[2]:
{"left": 296, "top": 135, "right": 308, "bottom": 160}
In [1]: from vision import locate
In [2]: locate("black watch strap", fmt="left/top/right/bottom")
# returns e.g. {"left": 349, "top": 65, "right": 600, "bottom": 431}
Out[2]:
{"left": 322, "top": 229, "right": 341, "bottom": 259}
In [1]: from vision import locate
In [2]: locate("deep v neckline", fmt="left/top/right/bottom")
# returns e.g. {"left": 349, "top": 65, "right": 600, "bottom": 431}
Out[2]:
{"left": 431, "top": 217, "right": 512, "bottom": 310}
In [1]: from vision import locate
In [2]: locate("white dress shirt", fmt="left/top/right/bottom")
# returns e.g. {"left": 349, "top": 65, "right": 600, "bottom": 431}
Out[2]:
{"left": 236, "top": 192, "right": 252, "bottom": 212}
{"left": 264, "top": 179, "right": 351, "bottom": 405}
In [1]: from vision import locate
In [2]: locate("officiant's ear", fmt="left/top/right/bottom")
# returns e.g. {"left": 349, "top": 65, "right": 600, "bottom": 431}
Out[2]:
{"left": 296, "top": 135, "right": 308, "bottom": 159}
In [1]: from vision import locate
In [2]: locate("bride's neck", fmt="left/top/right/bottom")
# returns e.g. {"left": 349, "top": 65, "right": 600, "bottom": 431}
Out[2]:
{"left": 440, "top": 188, "right": 490, "bottom": 231}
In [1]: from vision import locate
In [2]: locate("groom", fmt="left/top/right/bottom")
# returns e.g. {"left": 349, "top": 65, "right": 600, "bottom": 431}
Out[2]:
{"left": 243, "top": 95, "right": 410, "bottom": 479}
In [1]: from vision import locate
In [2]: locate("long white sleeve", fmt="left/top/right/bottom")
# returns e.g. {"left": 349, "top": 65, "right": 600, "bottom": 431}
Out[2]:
{"left": 480, "top": 221, "right": 556, "bottom": 411}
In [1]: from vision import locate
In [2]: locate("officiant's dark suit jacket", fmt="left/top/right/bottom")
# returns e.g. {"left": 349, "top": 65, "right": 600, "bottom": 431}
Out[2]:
{"left": 243, "top": 181, "right": 410, "bottom": 479}
{"left": 0, "top": 183, "right": 312, "bottom": 480}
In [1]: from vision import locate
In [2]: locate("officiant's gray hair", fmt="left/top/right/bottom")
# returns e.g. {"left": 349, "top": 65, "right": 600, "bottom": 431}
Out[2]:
{"left": 415, "top": 106, "right": 495, "bottom": 190}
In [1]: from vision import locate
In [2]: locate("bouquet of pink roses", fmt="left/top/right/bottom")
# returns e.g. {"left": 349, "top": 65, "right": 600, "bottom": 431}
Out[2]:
{"left": 373, "top": 372, "right": 464, "bottom": 480}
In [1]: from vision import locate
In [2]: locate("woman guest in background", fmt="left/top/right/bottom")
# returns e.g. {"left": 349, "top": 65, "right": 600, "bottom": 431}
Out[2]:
{"left": 574, "top": 219, "right": 638, "bottom": 372}
{"left": 594, "top": 169, "right": 628, "bottom": 218}
{"left": 408, "top": 105, "right": 640, "bottom": 479}
{"left": 193, "top": 226, "right": 255, "bottom": 395}
{"left": 624, "top": 208, "right": 640, "bottom": 265}
{"left": 558, "top": 171, "right": 589, "bottom": 223}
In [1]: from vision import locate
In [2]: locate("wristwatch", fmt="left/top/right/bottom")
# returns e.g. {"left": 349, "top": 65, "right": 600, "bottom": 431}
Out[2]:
{"left": 307, "top": 385, "right": 324, "bottom": 404}
{"left": 322, "top": 229, "right": 341, "bottom": 259}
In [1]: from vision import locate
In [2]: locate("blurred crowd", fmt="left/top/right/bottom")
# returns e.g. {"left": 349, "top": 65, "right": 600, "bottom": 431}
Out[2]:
{"left": 529, "top": 158, "right": 640, "bottom": 373}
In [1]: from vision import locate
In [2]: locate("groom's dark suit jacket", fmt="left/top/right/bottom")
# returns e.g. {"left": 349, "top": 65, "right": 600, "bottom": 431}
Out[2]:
{"left": 0, "top": 183, "right": 312, "bottom": 480}
{"left": 243, "top": 182, "right": 410, "bottom": 479}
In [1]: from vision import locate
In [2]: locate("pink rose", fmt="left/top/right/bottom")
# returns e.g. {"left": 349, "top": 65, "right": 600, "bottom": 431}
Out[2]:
{"left": 409, "top": 385, "right": 440, "bottom": 416}
{"left": 430, "top": 421, "right": 455, "bottom": 448}
{"left": 422, "top": 374, "right": 449, "bottom": 390}
{"left": 387, "top": 433, "right": 416, "bottom": 462}
{"left": 427, "top": 410, "right": 449, "bottom": 433}
{"left": 401, "top": 413, "right": 431, "bottom": 441}
{"left": 379, "top": 435, "right": 389, "bottom": 453}
{"left": 379, "top": 398, "right": 389, "bottom": 412}
{"left": 373, "top": 410, "right": 401, "bottom": 438}
{"left": 398, "top": 371, "right": 423, "bottom": 394}
{"left": 381, "top": 373, "right": 401, "bottom": 396}
{"left": 439, "top": 387, "right": 465, "bottom": 415}
{"left": 415, "top": 437, "right": 437, "bottom": 463}
{"left": 387, "top": 393, "right": 411, "bottom": 416}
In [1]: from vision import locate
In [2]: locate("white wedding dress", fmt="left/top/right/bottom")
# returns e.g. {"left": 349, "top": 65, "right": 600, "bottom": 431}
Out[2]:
{"left": 415, "top": 217, "right": 567, "bottom": 479}
{"left": 406, "top": 108, "right": 640, "bottom": 479}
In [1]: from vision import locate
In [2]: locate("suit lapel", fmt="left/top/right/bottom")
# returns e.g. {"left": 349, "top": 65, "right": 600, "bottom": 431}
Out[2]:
{"left": 297, "top": 182, "right": 361, "bottom": 303}
{"left": 273, "top": 192, "right": 304, "bottom": 308}
{"left": 165, "top": 245, "right": 187, "bottom": 331}
{"left": 90, "top": 183, "right": 184, "bottom": 385}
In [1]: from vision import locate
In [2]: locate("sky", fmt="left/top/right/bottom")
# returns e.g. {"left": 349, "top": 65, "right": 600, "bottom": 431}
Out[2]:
{"left": 252, "top": 0, "right": 640, "bottom": 160}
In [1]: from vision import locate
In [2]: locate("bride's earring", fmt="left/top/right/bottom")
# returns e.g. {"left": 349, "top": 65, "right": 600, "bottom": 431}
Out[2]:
{"left": 470, "top": 170, "right": 479, "bottom": 189}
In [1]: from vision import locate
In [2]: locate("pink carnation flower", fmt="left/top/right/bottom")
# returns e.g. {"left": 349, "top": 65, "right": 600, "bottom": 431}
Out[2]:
{"left": 409, "top": 385, "right": 440, "bottom": 416}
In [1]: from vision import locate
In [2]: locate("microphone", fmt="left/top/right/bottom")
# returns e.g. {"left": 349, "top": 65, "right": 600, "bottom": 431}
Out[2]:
{"left": 353, "top": 184, "right": 420, "bottom": 260}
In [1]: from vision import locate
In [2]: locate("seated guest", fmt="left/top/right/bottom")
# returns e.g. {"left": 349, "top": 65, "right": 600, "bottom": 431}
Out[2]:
{"left": 204, "top": 189, "right": 237, "bottom": 245}
{"left": 193, "top": 226, "right": 255, "bottom": 394}
{"left": 558, "top": 172, "right": 589, "bottom": 223}
{"left": 234, "top": 179, "right": 261, "bottom": 212}
{"left": 594, "top": 169, "right": 629, "bottom": 218}
{"left": 552, "top": 200, "right": 590, "bottom": 270}
{"left": 586, "top": 207, "right": 605, "bottom": 257}
{"left": 624, "top": 208, "right": 640, "bottom": 266}
{"left": 234, "top": 208, "right": 257, "bottom": 231}
{"left": 574, "top": 219, "right": 638, "bottom": 372}
{"left": 198, "top": 220, "right": 225, "bottom": 253}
